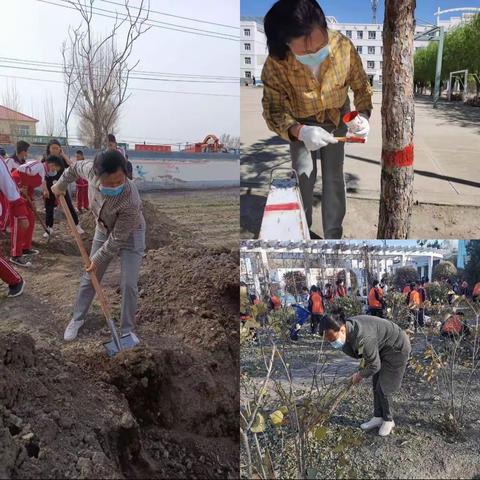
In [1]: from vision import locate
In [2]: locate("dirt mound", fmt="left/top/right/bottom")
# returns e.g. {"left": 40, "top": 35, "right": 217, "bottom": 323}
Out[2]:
{"left": 138, "top": 243, "right": 239, "bottom": 365}
{"left": 0, "top": 332, "right": 239, "bottom": 479}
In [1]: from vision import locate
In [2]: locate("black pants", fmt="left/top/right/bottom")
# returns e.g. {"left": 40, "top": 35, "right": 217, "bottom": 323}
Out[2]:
{"left": 416, "top": 309, "right": 425, "bottom": 329}
{"left": 45, "top": 191, "right": 78, "bottom": 228}
{"left": 311, "top": 314, "right": 322, "bottom": 334}
{"left": 369, "top": 308, "right": 384, "bottom": 318}
{"left": 373, "top": 373, "right": 393, "bottom": 421}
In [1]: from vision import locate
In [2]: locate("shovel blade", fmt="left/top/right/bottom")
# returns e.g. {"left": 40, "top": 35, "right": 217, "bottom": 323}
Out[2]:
{"left": 103, "top": 332, "right": 140, "bottom": 357}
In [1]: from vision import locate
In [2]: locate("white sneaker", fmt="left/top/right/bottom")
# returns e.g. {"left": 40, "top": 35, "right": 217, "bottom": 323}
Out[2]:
{"left": 76, "top": 225, "right": 85, "bottom": 234}
{"left": 64, "top": 319, "right": 85, "bottom": 341}
{"left": 360, "top": 417, "right": 383, "bottom": 431}
{"left": 43, "top": 227, "right": 53, "bottom": 238}
{"left": 378, "top": 420, "right": 395, "bottom": 437}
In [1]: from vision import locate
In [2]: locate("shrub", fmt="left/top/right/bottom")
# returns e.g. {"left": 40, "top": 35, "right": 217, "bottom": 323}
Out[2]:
{"left": 384, "top": 290, "right": 410, "bottom": 329}
{"left": 433, "top": 261, "right": 458, "bottom": 282}
{"left": 393, "top": 266, "right": 418, "bottom": 290}
{"left": 330, "top": 296, "right": 363, "bottom": 318}
{"left": 424, "top": 281, "right": 450, "bottom": 304}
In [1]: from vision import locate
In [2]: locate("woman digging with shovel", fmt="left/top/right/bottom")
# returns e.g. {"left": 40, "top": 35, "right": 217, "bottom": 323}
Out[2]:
{"left": 50, "top": 149, "right": 145, "bottom": 348}
{"left": 319, "top": 311, "right": 411, "bottom": 436}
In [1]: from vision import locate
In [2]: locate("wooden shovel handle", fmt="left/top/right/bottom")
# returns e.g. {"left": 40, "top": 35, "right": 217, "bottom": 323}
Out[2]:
{"left": 58, "top": 194, "right": 112, "bottom": 320}
{"left": 335, "top": 136, "right": 366, "bottom": 143}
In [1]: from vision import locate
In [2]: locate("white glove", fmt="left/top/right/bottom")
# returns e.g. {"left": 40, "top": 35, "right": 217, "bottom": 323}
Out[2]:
{"left": 346, "top": 114, "right": 370, "bottom": 139}
{"left": 298, "top": 125, "right": 338, "bottom": 151}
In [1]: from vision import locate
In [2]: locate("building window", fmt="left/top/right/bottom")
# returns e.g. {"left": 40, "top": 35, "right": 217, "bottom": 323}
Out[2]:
{"left": 244, "top": 43, "right": 251, "bottom": 51}
{"left": 357, "top": 30, "right": 363, "bottom": 39}
{"left": 381, "top": 46, "right": 383, "bottom": 54}
{"left": 245, "top": 71, "right": 251, "bottom": 78}
{"left": 244, "top": 57, "right": 251, "bottom": 65}
{"left": 368, "top": 31, "right": 376, "bottom": 39}
{"left": 367, "top": 61, "right": 375, "bottom": 69}
{"left": 346, "top": 30, "right": 352, "bottom": 38}
{"left": 380, "top": 61, "right": 383, "bottom": 69}
{"left": 368, "top": 46, "right": 375, "bottom": 55}
{"left": 357, "top": 46, "right": 363, "bottom": 54}
{"left": 244, "top": 28, "right": 250, "bottom": 36}
{"left": 16, "top": 125, "right": 29, "bottom": 136}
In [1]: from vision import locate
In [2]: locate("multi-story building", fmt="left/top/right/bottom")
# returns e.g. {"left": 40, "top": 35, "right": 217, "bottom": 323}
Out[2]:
{"left": 0, "top": 106, "right": 38, "bottom": 143}
{"left": 240, "top": 16, "right": 267, "bottom": 85}
{"left": 240, "top": 13, "right": 466, "bottom": 88}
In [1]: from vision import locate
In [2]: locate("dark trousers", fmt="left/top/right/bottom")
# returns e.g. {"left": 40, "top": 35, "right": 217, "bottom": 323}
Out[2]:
{"left": 45, "top": 191, "right": 78, "bottom": 228}
{"left": 373, "top": 373, "right": 393, "bottom": 421}
{"left": 311, "top": 314, "right": 322, "bottom": 334}
{"left": 417, "top": 309, "right": 425, "bottom": 328}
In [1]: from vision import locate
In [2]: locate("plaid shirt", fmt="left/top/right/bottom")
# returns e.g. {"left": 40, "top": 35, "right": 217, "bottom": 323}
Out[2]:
{"left": 261, "top": 29, "right": 373, "bottom": 141}
{"left": 56, "top": 158, "right": 144, "bottom": 266}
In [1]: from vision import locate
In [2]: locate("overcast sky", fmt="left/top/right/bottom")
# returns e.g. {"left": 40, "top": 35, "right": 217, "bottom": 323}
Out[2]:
{"left": 0, "top": 0, "right": 239, "bottom": 145}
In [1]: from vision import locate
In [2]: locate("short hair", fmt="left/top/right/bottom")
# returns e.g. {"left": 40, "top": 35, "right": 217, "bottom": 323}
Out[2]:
{"left": 310, "top": 285, "right": 317, "bottom": 292}
{"left": 336, "top": 278, "right": 344, "bottom": 285}
{"left": 107, "top": 133, "right": 117, "bottom": 143}
{"left": 373, "top": 280, "right": 379, "bottom": 287}
{"left": 321, "top": 313, "right": 346, "bottom": 333}
{"left": 93, "top": 150, "right": 127, "bottom": 177}
{"left": 45, "top": 154, "right": 65, "bottom": 169}
{"left": 46, "top": 139, "right": 61, "bottom": 156}
{"left": 264, "top": 0, "right": 328, "bottom": 60}
{"left": 16, "top": 140, "right": 30, "bottom": 154}
{"left": 76, "top": 150, "right": 84, "bottom": 156}
{"left": 410, "top": 282, "right": 416, "bottom": 288}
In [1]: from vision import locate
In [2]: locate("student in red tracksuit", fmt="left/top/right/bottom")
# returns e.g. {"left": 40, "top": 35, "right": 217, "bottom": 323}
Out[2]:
{"left": 0, "top": 157, "right": 27, "bottom": 296}
{"left": 9, "top": 160, "right": 47, "bottom": 267}
{"left": 75, "top": 150, "right": 89, "bottom": 212}
{"left": 335, "top": 278, "right": 347, "bottom": 298}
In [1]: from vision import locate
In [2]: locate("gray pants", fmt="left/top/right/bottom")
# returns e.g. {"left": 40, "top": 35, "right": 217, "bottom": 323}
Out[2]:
{"left": 373, "top": 372, "right": 393, "bottom": 421}
{"left": 290, "top": 120, "right": 348, "bottom": 238}
{"left": 71, "top": 225, "right": 146, "bottom": 334}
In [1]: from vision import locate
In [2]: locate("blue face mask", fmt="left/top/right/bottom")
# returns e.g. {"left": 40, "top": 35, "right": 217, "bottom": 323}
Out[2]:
{"left": 47, "top": 171, "right": 57, "bottom": 177}
{"left": 295, "top": 45, "right": 329, "bottom": 67}
{"left": 330, "top": 338, "right": 345, "bottom": 350}
{"left": 100, "top": 183, "right": 125, "bottom": 197}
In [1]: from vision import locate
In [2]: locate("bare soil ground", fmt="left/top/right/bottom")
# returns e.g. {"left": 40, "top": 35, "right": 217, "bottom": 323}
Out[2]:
{"left": 0, "top": 188, "right": 239, "bottom": 479}
{"left": 241, "top": 332, "right": 480, "bottom": 479}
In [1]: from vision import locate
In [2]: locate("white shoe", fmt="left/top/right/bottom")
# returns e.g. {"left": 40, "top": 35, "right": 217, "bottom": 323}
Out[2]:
{"left": 378, "top": 420, "right": 395, "bottom": 436}
{"left": 76, "top": 225, "right": 85, "bottom": 234}
{"left": 43, "top": 227, "right": 53, "bottom": 238}
{"left": 64, "top": 319, "right": 85, "bottom": 341}
{"left": 360, "top": 417, "right": 383, "bottom": 431}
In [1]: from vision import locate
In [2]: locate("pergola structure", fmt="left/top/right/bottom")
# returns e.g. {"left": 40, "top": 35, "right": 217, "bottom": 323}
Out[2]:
{"left": 240, "top": 241, "right": 445, "bottom": 298}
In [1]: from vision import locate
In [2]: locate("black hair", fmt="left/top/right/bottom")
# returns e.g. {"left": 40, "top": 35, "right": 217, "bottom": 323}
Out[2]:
{"left": 410, "top": 282, "right": 416, "bottom": 288}
{"left": 322, "top": 313, "right": 346, "bottom": 332}
{"left": 107, "top": 133, "right": 117, "bottom": 143}
{"left": 16, "top": 140, "right": 30, "bottom": 154}
{"left": 325, "top": 283, "right": 332, "bottom": 288}
{"left": 46, "top": 139, "right": 61, "bottom": 156}
{"left": 373, "top": 280, "right": 379, "bottom": 287}
{"left": 76, "top": 150, "right": 84, "bottom": 156}
{"left": 264, "top": 0, "right": 328, "bottom": 60}
{"left": 46, "top": 154, "right": 66, "bottom": 170}
{"left": 0, "top": 148, "right": 6, "bottom": 156}
{"left": 336, "top": 278, "right": 344, "bottom": 286}
{"left": 310, "top": 285, "right": 317, "bottom": 292}
{"left": 93, "top": 150, "right": 127, "bottom": 177}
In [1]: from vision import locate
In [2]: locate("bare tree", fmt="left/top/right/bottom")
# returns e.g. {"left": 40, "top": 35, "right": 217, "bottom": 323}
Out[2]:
{"left": 377, "top": 0, "right": 416, "bottom": 238}
{"left": 2, "top": 81, "right": 22, "bottom": 143}
{"left": 62, "top": 0, "right": 151, "bottom": 148}
{"left": 220, "top": 133, "right": 240, "bottom": 151}
{"left": 43, "top": 94, "right": 57, "bottom": 137}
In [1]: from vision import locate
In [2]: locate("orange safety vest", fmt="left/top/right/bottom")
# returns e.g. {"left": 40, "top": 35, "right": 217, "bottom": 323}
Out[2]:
{"left": 409, "top": 289, "right": 421, "bottom": 307}
{"left": 473, "top": 282, "right": 480, "bottom": 297}
{"left": 442, "top": 315, "right": 463, "bottom": 335}
{"left": 368, "top": 287, "right": 383, "bottom": 309}
{"left": 417, "top": 287, "right": 426, "bottom": 307}
{"left": 270, "top": 295, "right": 281, "bottom": 311}
{"left": 310, "top": 292, "right": 324, "bottom": 314}
{"left": 336, "top": 286, "right": 346, "bottom": 298}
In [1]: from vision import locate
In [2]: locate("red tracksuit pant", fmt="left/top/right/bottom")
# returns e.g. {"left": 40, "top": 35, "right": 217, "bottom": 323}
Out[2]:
{"left": 10, "top": 207, "right": 35, "bottom": 257}
{"left": 77, "top": 185, "right": 89, "bottom": 210}
{"left": 0, "top": 250, "right": 21, "bottom": 286}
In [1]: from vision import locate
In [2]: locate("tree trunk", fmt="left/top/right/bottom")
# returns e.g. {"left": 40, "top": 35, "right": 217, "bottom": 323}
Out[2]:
{"left": 377, "top": 0, "right": 416, "bottom": 239}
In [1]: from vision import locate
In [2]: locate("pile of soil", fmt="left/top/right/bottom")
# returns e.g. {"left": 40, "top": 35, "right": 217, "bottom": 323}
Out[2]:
{"left": 138, "top": 243, "right": 239, "bottom": 366}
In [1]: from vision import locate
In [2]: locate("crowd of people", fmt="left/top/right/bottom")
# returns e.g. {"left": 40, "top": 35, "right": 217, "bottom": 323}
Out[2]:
{"left": 0, "top": 134, "right": 141, "bottom": 343}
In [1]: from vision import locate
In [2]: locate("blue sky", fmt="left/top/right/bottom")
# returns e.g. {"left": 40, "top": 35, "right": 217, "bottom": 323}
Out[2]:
{"left": 241, "top": 1, "right": 480, "bottom": 25}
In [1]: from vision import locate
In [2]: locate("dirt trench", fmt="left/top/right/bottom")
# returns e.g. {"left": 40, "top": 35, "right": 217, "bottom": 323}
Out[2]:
{"left": 0, "top": 190, "right": 240, "bottom": 479}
